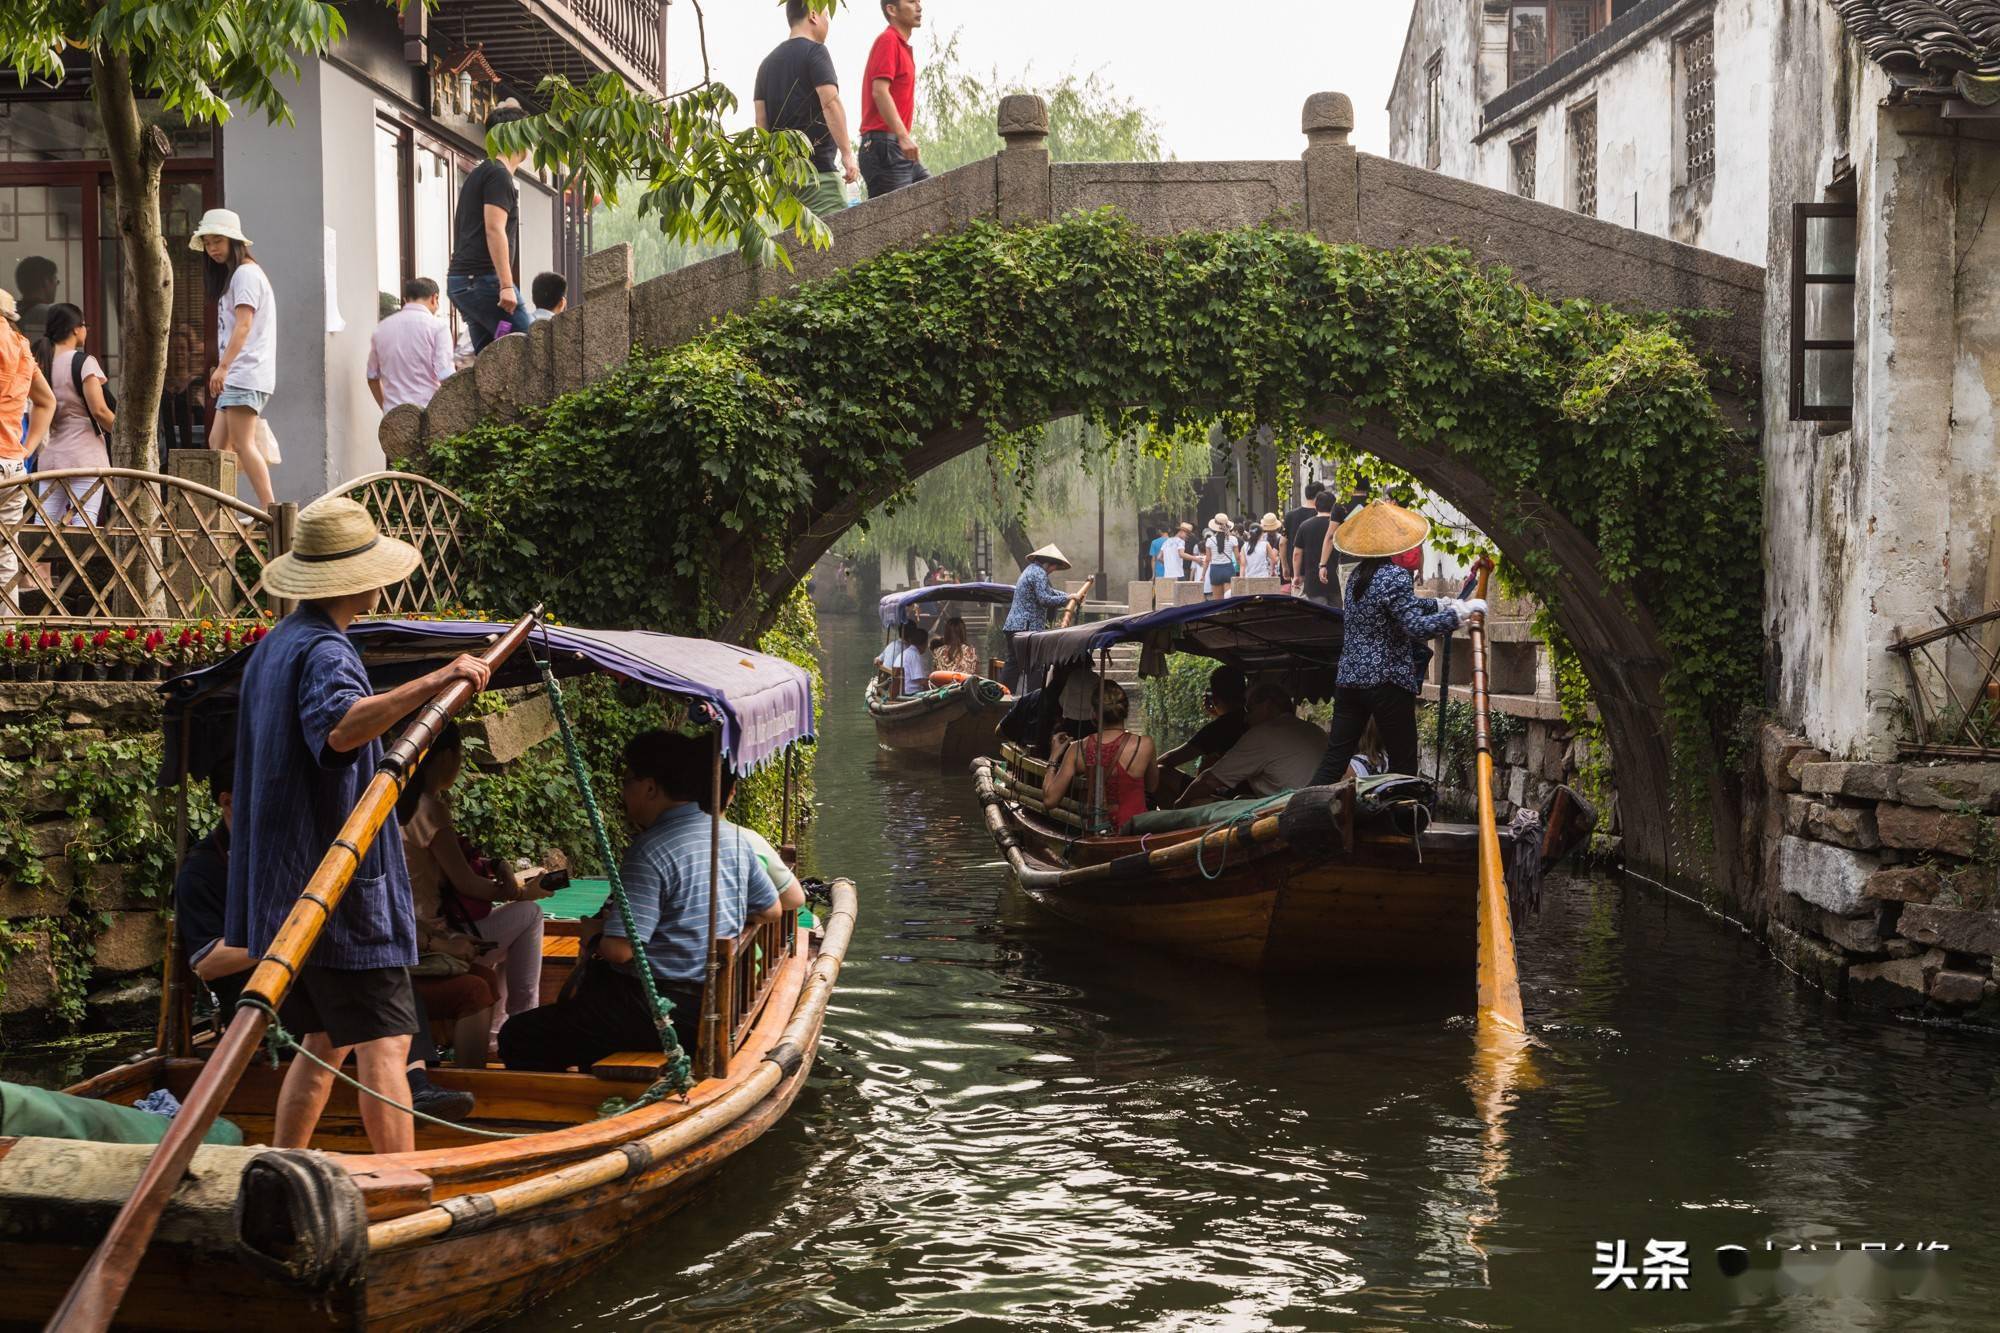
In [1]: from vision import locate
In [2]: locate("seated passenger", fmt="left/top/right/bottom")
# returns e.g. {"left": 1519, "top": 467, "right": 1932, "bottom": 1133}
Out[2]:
{"left": 398, "top": 721, "right": 554, "bottom": 1066}
{"left": 1155, "top": 665, "right": 1249, "bottom": 803}
{"left": 498, "top": 730, "right": 806, "bottom": 1071}
{"left": 889, "top": 620, "right": 931, "bottom": 698}
{"left": 931, "top": 615, "right": 979, "bottom": 677}
{"left": 1176, "top": 681, "right": 1326, "bottom": 806}
{"left": 1042, "top": 679, "right": 1156, "bottom": 832}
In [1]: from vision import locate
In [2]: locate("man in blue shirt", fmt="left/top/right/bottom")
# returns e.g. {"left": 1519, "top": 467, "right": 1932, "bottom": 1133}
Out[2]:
{"left": 229, "top": 497, "right": 491, "bottom": 1153}
{"left": 1000, "top": 543, "right": 1082, "bottom": 692}
{"left": 499, "top": 729, "right": 804, "bottom": 1071}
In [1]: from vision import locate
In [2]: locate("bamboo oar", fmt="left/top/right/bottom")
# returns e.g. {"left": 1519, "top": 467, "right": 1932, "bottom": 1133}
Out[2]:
{"left": 1466, "top": 559, "right": 1525, "bottom": 1032}
{"left": 47, "top": 610, "right": 541, "bottom": 1333}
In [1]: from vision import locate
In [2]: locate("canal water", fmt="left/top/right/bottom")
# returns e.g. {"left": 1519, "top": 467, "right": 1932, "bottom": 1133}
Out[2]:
{"left": 7, "top": 613, "right": 1999, "bottom": 1329}
{"left": 509, "top": 615, "right": 2000, "bottom": 1330}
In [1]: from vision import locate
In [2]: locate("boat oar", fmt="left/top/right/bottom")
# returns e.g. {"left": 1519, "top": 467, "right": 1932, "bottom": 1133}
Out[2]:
{"left": 1465, "top": 558, "right": 1525, "bottom": 1032}
{"left": 46, "top": 609, "right": 541, "bottom": 1333}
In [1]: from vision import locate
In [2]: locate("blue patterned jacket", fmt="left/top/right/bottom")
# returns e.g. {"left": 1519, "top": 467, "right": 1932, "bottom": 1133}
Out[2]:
{"left": 1337, "top": 563, "right": 1461, "bottom": 695}
{"left": 1003, "top": 563, "right": 1073, "bottom": 633}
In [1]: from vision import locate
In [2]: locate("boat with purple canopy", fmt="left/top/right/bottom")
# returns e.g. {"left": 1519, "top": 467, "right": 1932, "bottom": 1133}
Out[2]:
{"left": 868, "top": 582, "right": 1017, "bottom": 762}
{"left": 0, "top": 618, "right": 856, "bottom": 1332}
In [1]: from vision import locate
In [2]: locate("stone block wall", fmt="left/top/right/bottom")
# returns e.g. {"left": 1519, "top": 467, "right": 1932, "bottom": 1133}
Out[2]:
{"left": 1750, "top": 723, "right": 2000, "bottom": 1021}
{"left": 0, "top": 683, "right": 177, "bottom": 1037}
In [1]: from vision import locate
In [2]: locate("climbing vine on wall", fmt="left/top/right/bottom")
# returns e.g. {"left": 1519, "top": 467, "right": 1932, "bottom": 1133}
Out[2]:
{"left": 427, "top": 212, "right": 1761, "bottom": 761}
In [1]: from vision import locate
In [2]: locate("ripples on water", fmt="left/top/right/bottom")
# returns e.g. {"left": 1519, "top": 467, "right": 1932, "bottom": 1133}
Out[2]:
{"left": 13, "top": 613, "right": 1996, "bottom": 1330}
{"left": 508, "top": 617, "right": 2000, "bottom": 1330}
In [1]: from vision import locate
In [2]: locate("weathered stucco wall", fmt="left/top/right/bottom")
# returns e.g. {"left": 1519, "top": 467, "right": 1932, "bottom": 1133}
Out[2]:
{"left": 1761, "top": 0, "right": 2000, "bottom": 761}
{"left": 1388, "top": 0, "right": 1773, "bottom": 266}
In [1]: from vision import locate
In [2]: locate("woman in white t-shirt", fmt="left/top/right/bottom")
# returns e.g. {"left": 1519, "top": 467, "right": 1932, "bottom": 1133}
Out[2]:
{"left": 192, "top": 209, "right": 278, "bottom": 510}
{"left": 31, "top": 304, "right": 114, "bottom": 525}
{"left": 1242, "top": 513, "right": 1284, "bottom": 581}
{"left": 1200, "top": 514, "right": 1241, "bottom": 601}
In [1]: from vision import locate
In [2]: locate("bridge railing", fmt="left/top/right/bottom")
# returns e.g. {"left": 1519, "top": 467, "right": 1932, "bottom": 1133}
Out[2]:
{"left": 0, "top": 461, "right": 467, "bottom": 627}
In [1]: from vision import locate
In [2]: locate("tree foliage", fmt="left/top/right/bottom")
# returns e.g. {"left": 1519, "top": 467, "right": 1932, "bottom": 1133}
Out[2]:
{"left": 425, "top": 212, "right": 1762, "bottom": 765}
{"left": 915, "top": 31, "right": 1165, "bottom": 173}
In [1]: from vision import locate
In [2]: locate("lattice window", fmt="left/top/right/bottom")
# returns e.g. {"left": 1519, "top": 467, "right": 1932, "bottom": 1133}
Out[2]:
{"left": 1425, "top": 54, "right": 1443, "bottom": 170}
{"left": 1512, "top": 134, "right": 1539, "bottom": 200}
{"left": 1509, "top": 4, "right": 1550, "bottom": 85}
{"left": 1570, "top": 102, "right": 1598, "bottom": 217}
{"left": 1557, "top": 1, "right": 1595, "bottom": 53}
{"left": 1679, "top": 26, "right": 1716, "bottom": 186}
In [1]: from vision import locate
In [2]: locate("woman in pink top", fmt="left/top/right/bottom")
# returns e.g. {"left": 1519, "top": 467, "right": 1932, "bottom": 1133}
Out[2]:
{"left": 32, "top": 304, "right": 114, "bottom": 525}
{"left": 1041, "top": 679, "right": 1157, "bottom": 833}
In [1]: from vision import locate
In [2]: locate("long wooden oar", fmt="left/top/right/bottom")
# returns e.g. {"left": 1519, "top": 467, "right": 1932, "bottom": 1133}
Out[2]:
{"left": 1466, "top": 559, "right": 1525, "bottom": 1032}
{"left": 47, "top": 610, "right": 541, "bottom": 1333}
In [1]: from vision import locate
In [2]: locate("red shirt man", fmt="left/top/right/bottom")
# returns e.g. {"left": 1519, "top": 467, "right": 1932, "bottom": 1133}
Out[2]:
{"left": 857, "top": 0, "right": 930, "bottom": 199}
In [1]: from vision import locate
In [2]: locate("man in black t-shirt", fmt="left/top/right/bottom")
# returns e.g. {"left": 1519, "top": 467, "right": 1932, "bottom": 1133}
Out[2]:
{"left": 1292, "top": 491, "right": 1338, "bottom": 605}
{"left": 447, "top": 104, "right": 531, "bottom": 353}
{"left": 755, "top": 1, "right": 860, "bottom": 218}
{"left": 1282, "top": 478, "right": 1323, "bottom": 551}
{"left": 1156, "top": 666, "right": 1250, "bottom": 802}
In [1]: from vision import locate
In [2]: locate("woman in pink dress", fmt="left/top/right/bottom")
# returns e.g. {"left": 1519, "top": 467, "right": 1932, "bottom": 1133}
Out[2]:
{"left": 31, "top": 304, "right": 113, "bottom": 525}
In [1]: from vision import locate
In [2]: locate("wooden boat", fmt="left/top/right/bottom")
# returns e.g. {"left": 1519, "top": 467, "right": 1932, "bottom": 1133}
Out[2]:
{"left": 972, "top": 596, "right": 1589, "bottom": 976}
{"left": 868, "top": 582, "right": 1017, "bottom": 762}
{"left": 0, "top": 620, "right": 856, "bottom": 1331}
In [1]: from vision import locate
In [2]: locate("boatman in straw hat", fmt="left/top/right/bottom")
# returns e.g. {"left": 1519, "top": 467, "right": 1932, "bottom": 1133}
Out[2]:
{"left": 226, "top": 497, "right": 492, "bottom": 1154}
{"left": 1000, "top": 543, "right": 1085, "bottom": 692}
{"left": 1306, "top": 500, "right": 1485, "bottom": 785}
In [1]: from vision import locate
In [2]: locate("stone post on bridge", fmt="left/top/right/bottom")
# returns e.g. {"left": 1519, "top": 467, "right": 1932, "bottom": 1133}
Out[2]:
{"left": 996, "top": 93, "right": 1053, "bottom": 225}
{"left": 1302, "top": 92, "right": 1359, "bottom": 245}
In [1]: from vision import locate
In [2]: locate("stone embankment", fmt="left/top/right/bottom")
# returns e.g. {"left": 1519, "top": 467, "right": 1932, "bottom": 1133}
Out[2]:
{"left": 1756, "top": 724, "right": 2000, "bottom": 1020}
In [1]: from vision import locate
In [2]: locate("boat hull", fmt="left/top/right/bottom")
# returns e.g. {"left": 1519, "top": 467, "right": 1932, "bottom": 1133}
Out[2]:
{"left": 975, "top": 758, "right": 1481, "bottom": 975}
{"left": 0, "top": 883, "right": 856, "bottom": 1332}
{"left": 866, "top": 677, "right": 1006, "bottom": 762}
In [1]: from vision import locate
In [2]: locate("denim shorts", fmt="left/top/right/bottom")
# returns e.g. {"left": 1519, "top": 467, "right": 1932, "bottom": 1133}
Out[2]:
{"left": 214, "top": 385, "right": 271, "bottom": 413}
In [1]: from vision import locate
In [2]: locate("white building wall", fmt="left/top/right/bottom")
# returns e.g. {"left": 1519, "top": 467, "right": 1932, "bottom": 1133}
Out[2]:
{"left": 320, "top": 62, "right": 391, "bottom": 494}
{"left": 1389, "top": 0, "right": 1773, "bottom": 267}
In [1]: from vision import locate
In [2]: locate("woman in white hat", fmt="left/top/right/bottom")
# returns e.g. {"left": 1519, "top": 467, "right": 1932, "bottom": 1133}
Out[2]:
{"left": 1243, "top": 512, "right": 1284, "bottom": 583}
{"left": 192, "top": 208, "right": 278, "bottom": 509}
{"left": 1199, "top": 513, "right": 1241, "bottom": 601}
{"left": 234, "top": 497, "right": 491, "bottom": 1155}
{"left": 1000, "top": 543, "right": 1085, "bottom": 690}
{"left": 1307, "top": 501, "right": 1485, "bottom": 784}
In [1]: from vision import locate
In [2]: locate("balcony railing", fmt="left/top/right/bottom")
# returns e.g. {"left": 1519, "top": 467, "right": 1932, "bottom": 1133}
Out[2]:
{"left": 568, "top": 0, "right": 665, "bottom": 89}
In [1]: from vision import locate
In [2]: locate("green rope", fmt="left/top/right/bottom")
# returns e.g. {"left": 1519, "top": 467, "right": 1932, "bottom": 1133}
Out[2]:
{"left": 535, "top": 648, "right": 694, "bottom": 1099}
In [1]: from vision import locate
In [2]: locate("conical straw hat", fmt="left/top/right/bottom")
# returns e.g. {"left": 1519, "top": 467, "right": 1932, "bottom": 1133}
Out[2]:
{"left": 1331, "top": 501, "right": 1430, "bottom": 559}
{"left": 1027, "top": 544, "right": 1072, "bottom": 570}
{"left": 263, "top": 497, "right": 422, "bottom": 598}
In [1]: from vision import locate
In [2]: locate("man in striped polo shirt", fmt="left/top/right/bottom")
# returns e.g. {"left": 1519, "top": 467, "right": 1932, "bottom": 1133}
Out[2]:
{"left": 499, "top": 730, "right": 802, "bottom": 1070}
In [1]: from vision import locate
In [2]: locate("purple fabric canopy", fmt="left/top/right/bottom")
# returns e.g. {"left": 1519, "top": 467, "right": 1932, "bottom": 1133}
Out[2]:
{"left": 878, "top": 582, "right": 1016, "bottom": 628}
{"left": 160, "top": 618, "right": 815, "bottom": 780}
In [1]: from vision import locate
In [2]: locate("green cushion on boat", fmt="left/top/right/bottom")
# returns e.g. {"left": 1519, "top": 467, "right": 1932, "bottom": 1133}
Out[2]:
{"left": 0, "top": 1080, "right": 243, "bottom": 1146}
{"left": 1125, "top": 793, "right": 1293, "bottom": 835}
{"left": 541, "top": 877, "right": 613, "bottom": 921}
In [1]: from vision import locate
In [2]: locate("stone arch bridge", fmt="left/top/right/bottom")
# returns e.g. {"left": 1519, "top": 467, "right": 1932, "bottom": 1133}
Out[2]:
{"left": 382, "top": 92, "right": 1763, "bottom": 886}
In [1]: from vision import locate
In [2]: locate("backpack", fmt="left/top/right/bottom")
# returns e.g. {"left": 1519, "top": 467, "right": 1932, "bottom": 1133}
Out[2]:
{"left": 70, "top": 352, "right": 116, "bottom": 444}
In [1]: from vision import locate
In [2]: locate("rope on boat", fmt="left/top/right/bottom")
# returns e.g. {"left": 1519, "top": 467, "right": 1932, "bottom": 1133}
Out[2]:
{"left": 534, "top": 645, "right": 694, "bottom": 1102}
{"left": 1194, "top": 812, "right": 1263, "bottom": 881}
{"left": 241, "top": 999, "right": 533, "bottom": 1140}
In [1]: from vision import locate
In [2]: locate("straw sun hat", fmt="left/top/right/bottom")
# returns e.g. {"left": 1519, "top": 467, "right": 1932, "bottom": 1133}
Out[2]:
{"left": 1027, "top": 543, "right": 1072, "bottom": 570}
{"left": 0, "top": 290, "right": 17, "bottom": 323}
{"left": 1258, "top": 512, "right": 1282, "bottom": 532}
{"left": 1332, "top": 501, "right": 1431, "bottom": 559}
{"left": 188, "top": 208, "right": 252, "bottom": 250}
{"left": 1208, "top": 513, "right": 1234, "bottom": 532}
{"left": 263, "top": 498, "right": 421, "bottom": 599}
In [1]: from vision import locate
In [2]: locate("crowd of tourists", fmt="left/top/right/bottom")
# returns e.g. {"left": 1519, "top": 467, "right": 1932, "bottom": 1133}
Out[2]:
{"left": 1148, "top": 479, "right": 1374, "bottom": 605}
{"left": 1001, "top": 499, "right": 1485, "bottom": 834}
{"left": 168, "top": 497, "right": 804, "bottom": 1148}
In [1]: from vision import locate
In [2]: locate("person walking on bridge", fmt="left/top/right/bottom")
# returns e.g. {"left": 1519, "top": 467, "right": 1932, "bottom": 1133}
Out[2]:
{"left": 755, "top": 0, "right": 861, "bottom": 218}
{"left": 1307, "top": 501, "right": 1483, "bottom": 784}
{"left": 1001, "top": 544, "right": 1084, "bottom": 691}
{"left": 859, "top": 0, "right": 928, "bottom": 198}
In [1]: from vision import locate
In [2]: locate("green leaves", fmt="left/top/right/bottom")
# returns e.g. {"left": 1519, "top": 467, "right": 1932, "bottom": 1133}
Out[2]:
{"left": 426, "top": 213, "right": 1759, "bottom": 770}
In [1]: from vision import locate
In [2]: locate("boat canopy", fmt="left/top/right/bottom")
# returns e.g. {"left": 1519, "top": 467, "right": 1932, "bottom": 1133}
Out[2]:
{"left": 1014, "top": 595, "right": 1346, "bottom": 700}
{"left": 160, "top": 618, "right": 816, "bottom": 786}
{"left": 878, "top": 582, "right": 1016, "bottom": 628}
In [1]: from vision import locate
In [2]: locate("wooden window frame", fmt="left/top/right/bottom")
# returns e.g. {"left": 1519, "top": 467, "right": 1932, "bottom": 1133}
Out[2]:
{"left": 1511, "top": 131, "right": 1539, "bottom": 200}
{"left": 1425, "top": 53, "right": 1444, "bottom": 170}
{"left": 1568, "top": 98, "right": 1598, "bottom": 217}
{"left": 1790, "top": 201, "right": 1857, "bottom": 423}
{"left": 1507, "top": 1, "right": 1611, "bottom": 87}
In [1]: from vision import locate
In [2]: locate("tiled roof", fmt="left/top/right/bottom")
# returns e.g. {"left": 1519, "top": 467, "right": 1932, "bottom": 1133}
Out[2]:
{"left": 1829, "top": 0, "right": 2000, "bottom": 86}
